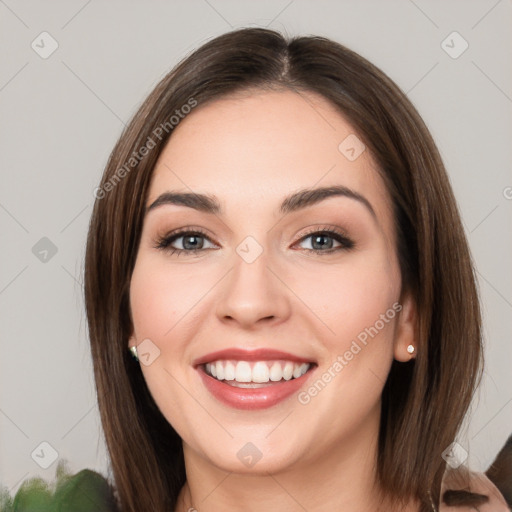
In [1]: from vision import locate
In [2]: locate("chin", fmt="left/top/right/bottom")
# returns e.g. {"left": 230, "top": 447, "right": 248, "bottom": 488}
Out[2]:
{"left": 192, "top": 436, "right": 306, "bottom": 475}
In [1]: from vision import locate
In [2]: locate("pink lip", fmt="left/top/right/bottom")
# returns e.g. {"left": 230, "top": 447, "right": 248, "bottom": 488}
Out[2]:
{"left": 197, "top": 365, "right": 316, "bottom": 410}
{"left": 192, "top": 348, "right": 315, "bottom": 367}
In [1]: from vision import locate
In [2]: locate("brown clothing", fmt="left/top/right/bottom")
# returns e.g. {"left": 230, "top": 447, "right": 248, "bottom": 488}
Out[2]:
{"left": 439, "top": 465, "right": 509, "bottom": 511}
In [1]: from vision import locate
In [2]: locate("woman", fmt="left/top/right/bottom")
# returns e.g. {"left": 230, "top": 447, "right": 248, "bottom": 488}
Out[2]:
{"left": 83, "top": 27, "right": 501, "bottom": 511}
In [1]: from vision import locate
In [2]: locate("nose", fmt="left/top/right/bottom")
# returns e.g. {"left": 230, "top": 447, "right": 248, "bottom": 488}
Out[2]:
{"left": 215, "top": 247, "right": 291, "bottom": 329}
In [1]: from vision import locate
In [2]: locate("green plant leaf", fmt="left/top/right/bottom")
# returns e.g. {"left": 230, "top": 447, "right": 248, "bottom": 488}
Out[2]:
{"left": 0, "top": 485, "right": 14, "bottom": 512}
{"left": 1, "top": 460, "right": 117, "bottom": 512}
{"left": 12, "top": 478, "right": 52, "bottom": 512}
{"left": 52, "top": 470, "right": 116, "bottom": 512}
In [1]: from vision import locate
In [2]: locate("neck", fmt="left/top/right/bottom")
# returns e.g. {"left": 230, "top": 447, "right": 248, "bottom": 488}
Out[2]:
{"left": 174, "top": 407, "right": 419, "bottom": 512}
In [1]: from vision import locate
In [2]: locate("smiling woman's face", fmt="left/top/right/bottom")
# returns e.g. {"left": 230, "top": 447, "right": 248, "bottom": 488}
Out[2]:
{"left": 129, "top": 89, "right": 416, "bottom": 476}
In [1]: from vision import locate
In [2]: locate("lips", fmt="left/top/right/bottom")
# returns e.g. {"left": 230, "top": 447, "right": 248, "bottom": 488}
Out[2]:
{"left": 192, "top": 348, "right": 315, "bottom": 367}
{"left": 193, "top": 348, "right": 317, "bottom": 410}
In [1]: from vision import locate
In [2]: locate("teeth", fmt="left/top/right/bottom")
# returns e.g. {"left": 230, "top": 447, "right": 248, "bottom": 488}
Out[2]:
{"left": 204, "top": 360, "right": 311, "bottom": 383}
{"left": 236, "top": 361, "right": 252, "bottom": 382}
{"left": 224, "top": 361, "right": 235, "bottom": 381}
{"left": 215, "top": 361, "right": 224, "bottom": 380}
{"left": 293, "top": 364, "right": 304, "bottom": 379}
{"left": 252, "top": 362, "right": 269, "bottom": 383}
{"left": 269, "top": 362, "right": 282, "bottom": 381}
{"left": 283, "top": 362, "right": 294, "bottom": 381}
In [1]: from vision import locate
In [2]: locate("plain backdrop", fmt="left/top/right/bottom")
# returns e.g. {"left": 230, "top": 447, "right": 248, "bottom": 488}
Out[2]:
{"left": 1, "top": 0, "right": 511, "bottom": 494}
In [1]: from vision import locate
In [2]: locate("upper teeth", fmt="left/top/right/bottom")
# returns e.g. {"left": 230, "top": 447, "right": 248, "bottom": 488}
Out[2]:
{"left": 205, "top": 360, "right": 311, "bottom": 383}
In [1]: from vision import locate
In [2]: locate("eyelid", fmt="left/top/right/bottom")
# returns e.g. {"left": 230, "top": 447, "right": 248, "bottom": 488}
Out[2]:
{"left": 295, "top": 224, "right": 351, "bottom": 241}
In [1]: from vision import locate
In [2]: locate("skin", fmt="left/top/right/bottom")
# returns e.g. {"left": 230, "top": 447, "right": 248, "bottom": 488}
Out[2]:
{"left": 129, "top": 89, "right": 419, "bottom": 511}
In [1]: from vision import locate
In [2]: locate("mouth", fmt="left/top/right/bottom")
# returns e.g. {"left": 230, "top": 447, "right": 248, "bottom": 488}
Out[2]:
{"left": 194, "top": 349, "right": 317, "bottom": 410}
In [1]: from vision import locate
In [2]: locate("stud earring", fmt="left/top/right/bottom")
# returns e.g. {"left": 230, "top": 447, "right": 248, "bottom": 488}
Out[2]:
{"left": 129, "top": 345, "right": 139, "bottom": 361}
{"left": 407, "top": 344, "right": 415, "bottom": 354}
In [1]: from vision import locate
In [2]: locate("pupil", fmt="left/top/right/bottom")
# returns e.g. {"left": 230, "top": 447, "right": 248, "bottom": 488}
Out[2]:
{"left": 184, "top": 235, "right": 202, "bottom": 250}
{"left": 312, "top": 234, "right": 332, "bottom": 250}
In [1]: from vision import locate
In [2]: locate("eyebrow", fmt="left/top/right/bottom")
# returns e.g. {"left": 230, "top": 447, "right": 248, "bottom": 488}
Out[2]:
{"left": 146, "top": 185, "right": 376, "bottom": 219}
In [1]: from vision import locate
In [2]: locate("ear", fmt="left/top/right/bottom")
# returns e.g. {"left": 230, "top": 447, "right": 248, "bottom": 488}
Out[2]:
{"left": 128, "top": 335, "right": 137, "bottom": 350}
{"left": 393, "top": 291, "right": 417, "bottom": 362}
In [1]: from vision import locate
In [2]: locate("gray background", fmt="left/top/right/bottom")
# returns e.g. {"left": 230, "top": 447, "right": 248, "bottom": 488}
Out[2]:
{"left": 1, "top": 0, "right": 511, "bottom": 494}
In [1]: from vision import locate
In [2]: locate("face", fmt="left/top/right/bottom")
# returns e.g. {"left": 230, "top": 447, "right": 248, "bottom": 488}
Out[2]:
{"left": 129, "top": 89, "right": 416, "bottom": 475}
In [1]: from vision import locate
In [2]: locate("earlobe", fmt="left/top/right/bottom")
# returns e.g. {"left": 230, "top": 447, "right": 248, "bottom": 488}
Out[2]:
{"left": 393, "top": 292, "right": 418, "bottom": 362}
{"left": 128, "top": 336, "right": 139, "bottom": 361}
{"left": 128, "top": 335, "right": 136, "bottom": 349}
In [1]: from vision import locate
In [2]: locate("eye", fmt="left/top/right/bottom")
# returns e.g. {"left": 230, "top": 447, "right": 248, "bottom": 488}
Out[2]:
{"left": 153, "top": 225, "right": 355, "bottom": 257}
{"left": 295, "top": 226, "right": 355, "bottom": 253}
{"left": 153, "top": 227, "right": 217, "bottom": 256}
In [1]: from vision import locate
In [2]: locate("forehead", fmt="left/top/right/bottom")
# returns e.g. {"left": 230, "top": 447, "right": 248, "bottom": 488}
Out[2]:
{"left": 147, "top": 89, "right": 392, "bottom": 224}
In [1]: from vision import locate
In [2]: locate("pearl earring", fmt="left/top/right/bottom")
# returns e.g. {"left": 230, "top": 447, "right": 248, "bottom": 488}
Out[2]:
{"left": 407, "top": 344, "right": 415, "bottom": 354}
{"left": 129, "top": 345, "right": 139, "bottom": 361}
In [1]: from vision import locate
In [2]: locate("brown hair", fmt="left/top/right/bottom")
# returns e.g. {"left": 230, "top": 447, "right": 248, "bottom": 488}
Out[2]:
{"left": 84, "top": 27, "right": 484, "bottom": 512}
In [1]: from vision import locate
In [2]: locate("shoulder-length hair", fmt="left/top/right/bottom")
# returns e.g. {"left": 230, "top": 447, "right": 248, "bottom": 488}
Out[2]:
{"left": 84, "top": 27, "right": 483, "bottom": 512}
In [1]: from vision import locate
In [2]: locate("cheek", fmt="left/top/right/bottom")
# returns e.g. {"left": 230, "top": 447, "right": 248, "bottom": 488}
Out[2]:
{"left": 290, "top": 257, "right": 400, "bottom": 437}
{"left": 294, "top": 249, "right": 400, "bottom": 351}
{"left": 129, "top": 257, "right": 207, "bottom": 341}
{"left": 130, "top": 270, "right": 170, "bottom": 336}
{"left": 291, "top": 251, "right": 401, "bottom": 422}
{"left": 129, "top": 258, "right": 198, "bottom": 424}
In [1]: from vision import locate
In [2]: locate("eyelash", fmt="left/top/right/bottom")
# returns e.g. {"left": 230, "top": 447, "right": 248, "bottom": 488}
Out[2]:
{"left": 153, "top": 225, "right": 355, "bottom": 257}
